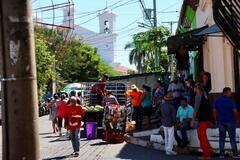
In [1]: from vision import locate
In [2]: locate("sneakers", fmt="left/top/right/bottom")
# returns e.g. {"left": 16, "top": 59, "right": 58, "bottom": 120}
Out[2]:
{"left": 219, "top": 155, "right": 225, "bottom": 159}
{"left": 73, "top": 152, "right": 79, "bottom": 157}
{"left": 233, "top": 155, "right": 240, "bottom": 159}
{"left": 166, "top": 150, "right": 177, "bottom": 155}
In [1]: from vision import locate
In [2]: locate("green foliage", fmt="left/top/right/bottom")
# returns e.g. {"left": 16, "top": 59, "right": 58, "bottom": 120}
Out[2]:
{"left": 58, "top": 39, "right": 119, "bottom": 82}
{"left": 34, "top": 26, "right": 119, "bottom": 98}
{"left": 34, "top": 29, "right": 55, "bottom": 98}
{"left": 125, "top": 26, "right": 171, "bottom": 73}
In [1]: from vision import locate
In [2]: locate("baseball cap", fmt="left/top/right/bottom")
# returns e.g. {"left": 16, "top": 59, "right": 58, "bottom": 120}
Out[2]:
{"left": 131, "top": 84, "right": 137, "bottom": 90}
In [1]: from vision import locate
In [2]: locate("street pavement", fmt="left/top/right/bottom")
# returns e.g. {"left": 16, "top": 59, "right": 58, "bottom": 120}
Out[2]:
{"left": 0, "top": 116, "right": 199, "bottom": 160}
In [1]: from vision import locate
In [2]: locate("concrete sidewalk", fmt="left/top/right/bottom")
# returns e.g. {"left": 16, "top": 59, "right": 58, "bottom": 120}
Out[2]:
{"left": 0, "top": 116, "right": 198, "bottom": 159}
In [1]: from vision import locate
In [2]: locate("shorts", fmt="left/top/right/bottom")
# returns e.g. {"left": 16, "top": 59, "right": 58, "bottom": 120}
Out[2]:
{"left": 57, "top": 117, "right": 63, "bottom": 128}
{"left": 143, "top": 106, "right": 152, "bottom": 116}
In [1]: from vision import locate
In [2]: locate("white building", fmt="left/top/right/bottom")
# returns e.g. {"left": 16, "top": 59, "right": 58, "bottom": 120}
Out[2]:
{"left": 63, "top": 7, "right": 117, "bottom": 65}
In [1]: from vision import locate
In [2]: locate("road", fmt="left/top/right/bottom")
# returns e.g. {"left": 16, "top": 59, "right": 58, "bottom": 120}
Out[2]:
{"left": 0, "top": 116, "right": 199, "bottom": 160}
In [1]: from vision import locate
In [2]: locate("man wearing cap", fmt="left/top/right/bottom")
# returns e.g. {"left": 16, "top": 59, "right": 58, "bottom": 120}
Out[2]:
{"left": 125, "top": 84, "right": 143, "bottom": 130}
{"left": 65, "top": 97, "right": 85, "bottom": 157}
{"left": 160, "top": 92, "right": 177, "bottom": 155}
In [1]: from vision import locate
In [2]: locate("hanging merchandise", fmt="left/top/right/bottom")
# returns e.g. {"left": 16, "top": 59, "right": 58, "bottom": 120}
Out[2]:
{"left": 102, "top": 104, "right": 128, "bottom": 143}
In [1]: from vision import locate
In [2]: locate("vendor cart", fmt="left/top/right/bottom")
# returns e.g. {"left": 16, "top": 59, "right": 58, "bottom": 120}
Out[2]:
{"left": 81, "top": 82, "right": 130, "bottom": 137}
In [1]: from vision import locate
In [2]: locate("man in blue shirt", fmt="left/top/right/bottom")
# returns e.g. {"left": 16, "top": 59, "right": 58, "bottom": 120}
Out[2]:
{"left": 213, "top": 87, "right": 239, "bottom": 159}
{"left": 174, "top": 97, "right": 194, "bottom": 148}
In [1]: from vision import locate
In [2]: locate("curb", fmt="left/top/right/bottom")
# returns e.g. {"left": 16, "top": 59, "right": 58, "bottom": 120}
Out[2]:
{"left": 124, "top": 133, "right": 165, "bottom": 151}
{"left": 124, "top": 133, "right": 202, "bottom": 155}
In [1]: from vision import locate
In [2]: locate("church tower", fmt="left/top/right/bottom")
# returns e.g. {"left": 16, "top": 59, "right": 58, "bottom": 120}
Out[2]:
{"left": 63, "top": 6, "right": 74, "bottom": 29}
{"left": 98, "top": 8, "right": 116, "bottom": 33}
{"left": 97, "top": 8, "right": 117, "bottom": 64}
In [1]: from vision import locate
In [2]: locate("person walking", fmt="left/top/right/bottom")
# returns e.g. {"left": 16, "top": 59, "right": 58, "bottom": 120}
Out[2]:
{"left": 191, "top": 83, "right": 212, "bottom": 160}
{"left": 141, "top": 85, "right": 152, "bottom": 129}
{"left": 213, "top": 87, "right": 239, "bottom": 159}
{"left": 160, "top": 92, "right": 177, "bottom": 155}
{"left": 56, "top": 94, "right": 67, "bottom": 136}
{"left": 174, "top": 97, "right": 193, "bottom": 148}
{"left": 65, "top": 97, "right": 85, "bottom": 157}
{"left": 67, "top": 90, "right": 81, "bottom": 105}
{"left": 47, "top": 94, "right": 60, "bottom": 133}
{"left": 125, "top": 84, "right": 143, "bottom": 130}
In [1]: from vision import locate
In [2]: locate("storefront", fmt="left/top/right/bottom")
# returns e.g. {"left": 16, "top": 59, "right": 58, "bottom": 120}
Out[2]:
{"left": 168, "top": 0, "right": 239, "bottom": 102}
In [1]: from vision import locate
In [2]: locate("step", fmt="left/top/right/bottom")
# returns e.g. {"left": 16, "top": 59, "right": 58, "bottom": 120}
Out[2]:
{"left": 133, "top": 128, "right": 159, "bottom": 137}
{"left": 149, "top": 128, "right": 240, "bottom": 150}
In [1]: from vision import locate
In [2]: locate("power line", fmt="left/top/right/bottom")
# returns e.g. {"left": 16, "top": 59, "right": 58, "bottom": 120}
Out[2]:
{"left": 81, "top": 16, "right": 142, "bottom": 41}
{"left": 59, "top": 0, "right": 138, "bottom": 25}
{"left": 83, "top": 27, "right": 140, "bottom": 45}
{"left": 138, "top": 0, "right": 153, "bottom": 27}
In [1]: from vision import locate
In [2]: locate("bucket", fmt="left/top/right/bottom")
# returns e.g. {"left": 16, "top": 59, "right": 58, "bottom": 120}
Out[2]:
{"left": 86, "top": 122, "right": 97, "bottom": 140}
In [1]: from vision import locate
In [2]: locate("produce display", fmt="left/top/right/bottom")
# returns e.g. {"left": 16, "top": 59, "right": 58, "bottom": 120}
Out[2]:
{"left": 83, "top": 105, "right": 104, "bottom": 112}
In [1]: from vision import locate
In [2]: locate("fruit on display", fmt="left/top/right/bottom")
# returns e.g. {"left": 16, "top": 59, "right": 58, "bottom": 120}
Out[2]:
{"left": 83, "top": 105, "right": 104, "bottom": 112}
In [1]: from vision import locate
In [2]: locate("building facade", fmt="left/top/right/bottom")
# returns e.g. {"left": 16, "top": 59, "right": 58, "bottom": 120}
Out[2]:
{"left": 168, "top": 0, "right": 238, "bottom": 98}
{"left": 63, "top": 7, "right": 117, "bottom": 65}
{"left": 196, "top": 0, "right": 235, "bottom": 93}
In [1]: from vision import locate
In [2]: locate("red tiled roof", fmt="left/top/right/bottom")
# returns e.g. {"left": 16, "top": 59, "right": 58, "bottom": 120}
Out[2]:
{"left": 117, "top": 65, "right": 134, "bottom": 74}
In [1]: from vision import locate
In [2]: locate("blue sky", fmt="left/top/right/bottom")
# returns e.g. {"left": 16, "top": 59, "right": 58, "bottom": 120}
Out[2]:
{"left": 32, "top": 0, "right": 182, "bottom": 69}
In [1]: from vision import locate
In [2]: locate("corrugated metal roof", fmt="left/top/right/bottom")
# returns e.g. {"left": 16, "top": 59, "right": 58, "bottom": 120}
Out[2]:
{"left": 213, "top": 0, "right": 240, "bottom": 49}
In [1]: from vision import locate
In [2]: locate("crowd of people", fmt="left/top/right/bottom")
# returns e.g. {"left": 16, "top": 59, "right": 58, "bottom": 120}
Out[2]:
{"left": 44, "top": 72, "right": 240, "bottom": 159}
{"left": 125, "top": 74, "right": 240, "bottom": 160}
{"left": 47, "top": 90, "right": 84, "bottom": 157}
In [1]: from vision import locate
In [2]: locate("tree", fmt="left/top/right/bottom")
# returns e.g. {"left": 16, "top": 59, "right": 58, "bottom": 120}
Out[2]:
{"left": 34, "top": 26, "right": 120, "bottom": 98}
{"left": 57, "top": 39, "right": 119, "bottom": 82}
{"left": 34, "top": 28, "right": 55, "bottom": 98}
{"left": 125, "top": 26, "right": 170, "bottom": 73}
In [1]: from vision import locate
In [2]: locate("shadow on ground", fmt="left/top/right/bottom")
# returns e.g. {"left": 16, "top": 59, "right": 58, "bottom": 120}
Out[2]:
{"left": 115, "top": 143, "right": 198, "bottom": 160}
{"left": 42, "top": 155, "right": 71, "bottom": 160}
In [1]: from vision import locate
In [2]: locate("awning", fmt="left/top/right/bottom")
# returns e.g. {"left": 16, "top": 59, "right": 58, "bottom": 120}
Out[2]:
{"left": 167, "top": 26, "right": 208, "bottom": 54}
{"left": 195, "top": 24, "right": 221, "bottom": 36}
{"left": 213, "top": 0, "right": 240, "bottom": 49}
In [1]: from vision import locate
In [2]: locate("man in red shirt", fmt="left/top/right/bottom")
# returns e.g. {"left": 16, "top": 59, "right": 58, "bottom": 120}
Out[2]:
{"left": 125, "top": 84, "right": 143, "bottom": 130}
{"left": 65, "top": 97, "right": 85, "bottom": 157}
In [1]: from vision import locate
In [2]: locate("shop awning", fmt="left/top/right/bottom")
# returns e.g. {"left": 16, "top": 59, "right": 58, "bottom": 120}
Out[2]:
{"left": 195, "top": 24, "right": 221, "bottom": 36}
{"left": 167, "top": 26, "right": 208, "bottom": 54}
{"left": 213, "top": 0, "right": 240, "bottom": 49}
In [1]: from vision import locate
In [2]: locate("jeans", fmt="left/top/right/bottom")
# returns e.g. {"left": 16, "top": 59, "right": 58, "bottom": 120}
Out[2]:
{"left": 174, "top": 121, "right": 191, "bottom": 146}
{"left": 164, "top": 126, "right": 175, "bottom": 153}
{"left": 197, "top": 121, "right": 212, "bottom": 158}
{"left": 132, "top": 106, "right": 143, "bottom": 130}
{"left": 70, "top": 128, "right": 81, "bottom": 152}
{"left": 219, "top": 123, "right": 238, "bottom": 156}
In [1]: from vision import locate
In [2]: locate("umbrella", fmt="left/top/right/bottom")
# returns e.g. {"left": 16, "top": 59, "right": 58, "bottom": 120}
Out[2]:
{"left": 61, "top": 83, "right": 85, "bottom": 92}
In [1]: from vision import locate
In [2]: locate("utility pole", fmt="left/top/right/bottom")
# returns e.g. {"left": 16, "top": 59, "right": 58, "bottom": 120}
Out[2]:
{"left": 162, "top": 21, "right": 178, "bottom": 34}
{"left": 0, "top": 0, "right": 40, "bottom": 159}
{"left": 153, "top": 0, "right": 158, "bottom": 70}
{"left": 153, "top": 0, "right": 157, "bottom": 27}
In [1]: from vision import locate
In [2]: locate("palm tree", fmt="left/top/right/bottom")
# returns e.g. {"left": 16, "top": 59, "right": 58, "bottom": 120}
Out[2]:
{"left": 125, "top": 26, "right": 170, "bottom": 73}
